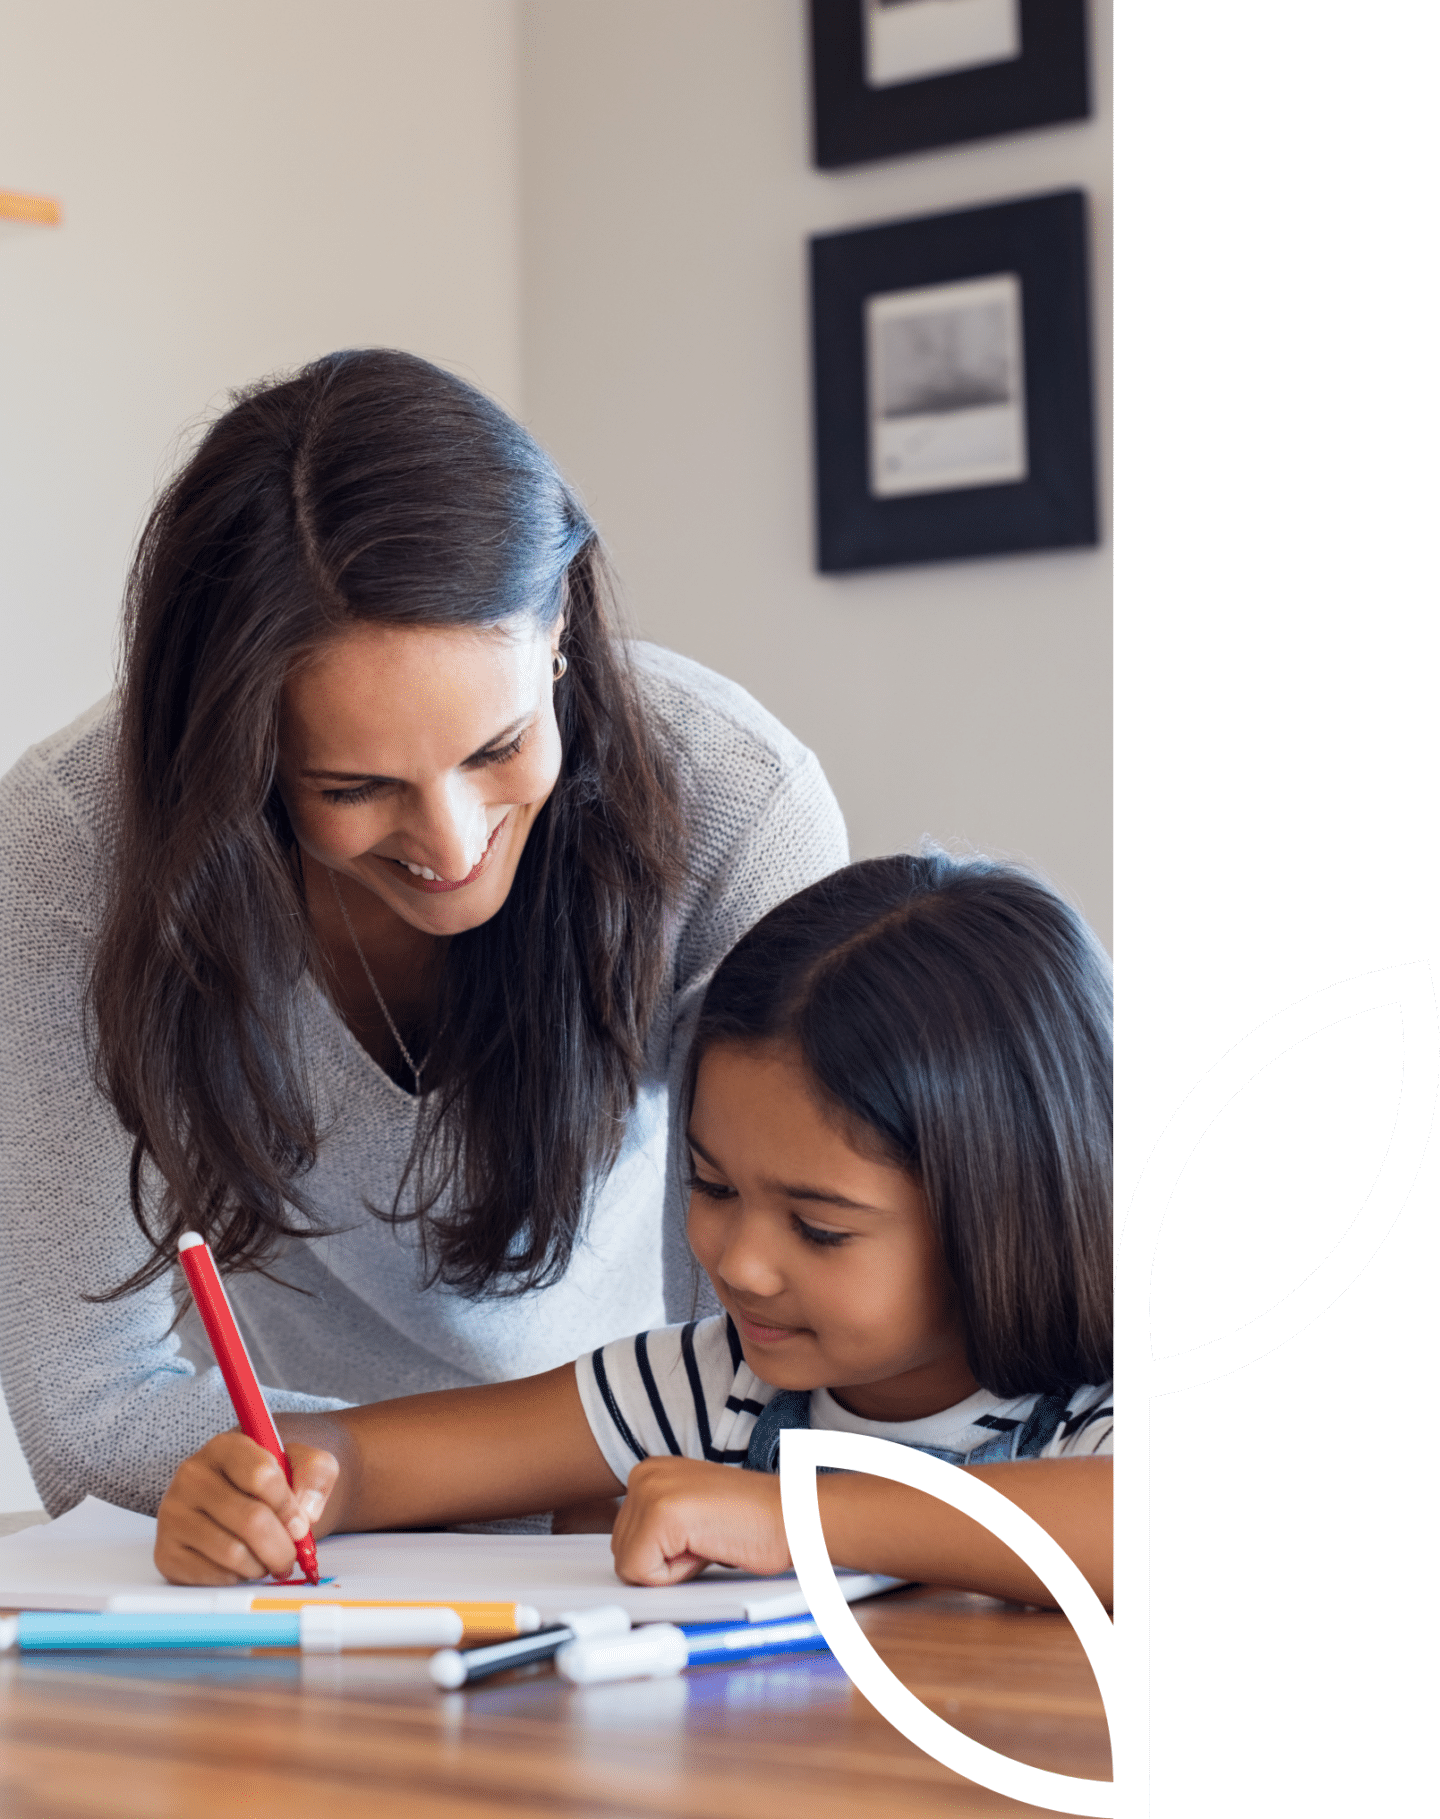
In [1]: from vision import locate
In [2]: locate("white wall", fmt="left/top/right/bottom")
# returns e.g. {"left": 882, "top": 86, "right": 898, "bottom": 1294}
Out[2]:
{"left": 0, "top": 1, "right": 1110, "bottom": 1511}
{"left": 0, "top": 0, "right": 523, "bottom": 1509}
{"left": 518, "top": 0, "right": 1112, "bottom": 945}
{"left": 0, "top": 0, "right": 522, "bottom": 777}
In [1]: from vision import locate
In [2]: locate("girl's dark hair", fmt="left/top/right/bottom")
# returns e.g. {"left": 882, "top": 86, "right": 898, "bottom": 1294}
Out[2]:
{"left": 90, "top": 348, "right": 687, "bottom": 1298}
{"left": 688, "top": 854, "right": 1111, "bottom": 1396}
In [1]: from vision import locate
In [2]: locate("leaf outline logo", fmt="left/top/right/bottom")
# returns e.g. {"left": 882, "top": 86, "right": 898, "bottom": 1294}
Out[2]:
{"left": 1120, "top": 962, "right": 1438, "bottom": 1396}
{"left": 1112, "top": 960, "right": 1440, "bottom": 1811}
{"left": 779, "top": 1428, "right": 1115, "bottom": 1816}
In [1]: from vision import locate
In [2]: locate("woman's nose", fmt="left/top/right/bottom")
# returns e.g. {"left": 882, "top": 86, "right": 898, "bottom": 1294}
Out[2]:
{"left": 405, "top": 776, "right": 489, "bottom": 882}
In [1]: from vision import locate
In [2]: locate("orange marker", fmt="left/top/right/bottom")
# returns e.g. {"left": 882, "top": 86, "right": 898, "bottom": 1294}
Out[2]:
{"left": 253, "top": 1599, "right": 541, "bottom": 1643}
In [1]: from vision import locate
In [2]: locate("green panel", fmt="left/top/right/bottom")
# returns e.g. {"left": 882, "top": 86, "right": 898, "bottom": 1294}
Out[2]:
{"left": 1127, "top": 3, "right": 1440, "bottom": 1819}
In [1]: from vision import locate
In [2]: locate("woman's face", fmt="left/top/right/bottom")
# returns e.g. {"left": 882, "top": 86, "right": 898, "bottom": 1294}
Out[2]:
{"left": 276, "top": 617, "right": 564, "bottom": 937}
{"left": 685, "top": 1039, "right": 978, "bottom": 1423}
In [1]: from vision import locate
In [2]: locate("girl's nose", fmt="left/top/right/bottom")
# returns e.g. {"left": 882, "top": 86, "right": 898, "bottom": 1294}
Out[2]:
{"left": 713, "top": 1215, "right": 787, "bottom": 1300}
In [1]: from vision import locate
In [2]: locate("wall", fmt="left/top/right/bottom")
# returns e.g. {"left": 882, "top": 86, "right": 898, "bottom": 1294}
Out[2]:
{"left": 0, "top": 0, "right": 1111, "bottom": 1511}
{"left": 0, "top": 0, "right": 522, "bottom": 777}
{"left": 0, "top": 0, "right": 523, "bottom": 1508}
{"left": 518, "top": 0, "right": 1111, "bottom": 945}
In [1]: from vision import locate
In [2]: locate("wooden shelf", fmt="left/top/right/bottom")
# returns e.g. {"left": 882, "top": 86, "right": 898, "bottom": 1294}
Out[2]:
{"left": 0, "top": 191, "right": 62, "bottom": 226}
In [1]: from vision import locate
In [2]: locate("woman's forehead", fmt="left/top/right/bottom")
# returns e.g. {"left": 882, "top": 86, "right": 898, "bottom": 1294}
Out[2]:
{"left": 279, "top": 621, "right": 550, "bottom": 766}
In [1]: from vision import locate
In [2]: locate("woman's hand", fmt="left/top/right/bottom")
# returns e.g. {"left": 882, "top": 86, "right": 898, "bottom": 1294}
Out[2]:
{"left": 154, "top": 1431, "right": 339, "bottom": 1585}
{"left": 611, "top": 1457, "right": 792, "bottom": 1585}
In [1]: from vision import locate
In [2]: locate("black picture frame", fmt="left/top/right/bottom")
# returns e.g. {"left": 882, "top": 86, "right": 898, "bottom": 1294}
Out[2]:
{"left": 809, "top": 0, "right": 1090, "bottom": 169}
{"left": 810, "top": 189, "right": 1098, "bottom": 574}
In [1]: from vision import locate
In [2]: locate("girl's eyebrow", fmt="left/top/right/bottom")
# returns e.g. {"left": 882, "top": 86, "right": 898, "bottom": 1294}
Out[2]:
{"left": 686, "top": 1132, "right": 883, "bottom": 1214}
{"left": 299, "top": 714, "right": 533, "bottom": 783}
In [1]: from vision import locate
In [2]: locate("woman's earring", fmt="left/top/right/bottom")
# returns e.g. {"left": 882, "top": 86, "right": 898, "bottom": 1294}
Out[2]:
{"left": 552, "top": 651, "right": 568, "bottom": 681}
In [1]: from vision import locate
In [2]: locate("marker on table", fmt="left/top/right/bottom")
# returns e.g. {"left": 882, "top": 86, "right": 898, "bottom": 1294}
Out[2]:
{"left": 556, "top": 1614, "right": 831, "bottom": 1685}
{"left": 0, "top": 1608, "right": 463, "bottom": 1654}
{"left": 428, "top": 1603, "right": 631, "bottom": 1689}
{"left": 176, "top": 1232, "right": 320, "bottom": 1586}
{"left": 109, "top": 1593, "right": 542, "bottom": 1643}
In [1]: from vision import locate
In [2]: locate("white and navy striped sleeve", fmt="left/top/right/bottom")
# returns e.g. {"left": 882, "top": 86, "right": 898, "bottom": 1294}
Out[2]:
{"left": 575, "top": 1313, "right": 761, "bottom": 1483}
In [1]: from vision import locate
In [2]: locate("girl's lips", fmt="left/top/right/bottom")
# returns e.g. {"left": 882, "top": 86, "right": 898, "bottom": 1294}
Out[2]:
{"left": 391, "top": 816, "right": 507, "bottom": 894}
{"left": 732, "top": 1306, "right": 806, "bottom": 1346}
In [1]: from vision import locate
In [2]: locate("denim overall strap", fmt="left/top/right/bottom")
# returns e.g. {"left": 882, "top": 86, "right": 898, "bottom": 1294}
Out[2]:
{"left": 743, "top": 1389, "right": 812, "bottom": 1473}
{"left": 1013, "top": 1391, "right": 1073, "bottom": 1459}
{"left": 745, "top": 1393, "right": 974, "bottom": 1474}
{"left": 742, "top": 1387, "right": 1076, "bottom": 1474}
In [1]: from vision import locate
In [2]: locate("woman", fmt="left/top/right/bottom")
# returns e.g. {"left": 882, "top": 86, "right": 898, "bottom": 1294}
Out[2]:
{"left": 0, "top": 349, "right": 847, "bottom": 1518}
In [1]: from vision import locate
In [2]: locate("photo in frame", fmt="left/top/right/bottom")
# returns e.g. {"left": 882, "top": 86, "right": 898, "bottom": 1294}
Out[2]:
{"left": 810, "top": 189, "right": 1098, "bottom": 573}
{"left": 808, "top": 0, "right": 1090, "bottom": 169}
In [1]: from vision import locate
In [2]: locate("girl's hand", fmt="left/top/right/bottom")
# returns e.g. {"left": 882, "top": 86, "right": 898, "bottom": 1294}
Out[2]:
{"left": 154, "top": 1432, "right": 338, "bottom": 1585}
{"left": 611, "top": 1457, "right": 791, "bottom": 1585}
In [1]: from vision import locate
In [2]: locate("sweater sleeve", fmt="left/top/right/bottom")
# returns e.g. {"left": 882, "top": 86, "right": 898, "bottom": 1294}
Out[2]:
{"left": 0, "top": 734, "right": 346, "bottom": 1517}
{"left": 637, "top": 651, "right": 850, "bottom": 1322}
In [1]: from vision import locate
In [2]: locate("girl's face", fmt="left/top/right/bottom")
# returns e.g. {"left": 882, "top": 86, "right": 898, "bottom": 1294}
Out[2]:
{"left": 685, "top": 1040, "right": 979, "bottom": 1422}
{"left": 276, "top": 618, "right": 564, "bottom": 938}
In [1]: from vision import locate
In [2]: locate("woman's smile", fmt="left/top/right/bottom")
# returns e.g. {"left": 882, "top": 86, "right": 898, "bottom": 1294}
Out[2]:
{"left": 383, "top": 813, "right": 511, "bottom": 894}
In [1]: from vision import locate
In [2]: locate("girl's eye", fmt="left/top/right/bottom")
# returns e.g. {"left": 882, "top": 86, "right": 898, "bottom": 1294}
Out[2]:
{"left": 793, "top": 1216, "right": 850, "bottom": 1249}
{"left": 322, "top": 781, "right": 384, "bottom": 806}
{"left": 687, "top": 1171, "right": 735, "bottom": 1201}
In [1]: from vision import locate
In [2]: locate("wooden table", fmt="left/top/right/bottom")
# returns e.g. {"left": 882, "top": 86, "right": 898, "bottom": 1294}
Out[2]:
{"left": 0, "top": 1586, "right": 1108, "bottom": 1817}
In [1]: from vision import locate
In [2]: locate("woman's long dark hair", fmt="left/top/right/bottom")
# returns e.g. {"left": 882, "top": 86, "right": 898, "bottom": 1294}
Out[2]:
{"left": 90, "top": 349, "right": 687, "bottom": 1298}
{"left": 687, "top": 854, "right": 1111, "bottom": 1396}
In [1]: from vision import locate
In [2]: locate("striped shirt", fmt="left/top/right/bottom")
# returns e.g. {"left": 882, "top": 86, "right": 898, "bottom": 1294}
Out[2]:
{"left": 576, "top": 1313, "right": 1113, "bottom": 1482}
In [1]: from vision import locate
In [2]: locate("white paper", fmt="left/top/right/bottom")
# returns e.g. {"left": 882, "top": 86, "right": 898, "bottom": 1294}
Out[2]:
{"left": 867, "top": 273, "right": 1027, "bottom": 497}
{"left": 0, "top": 1498, "right": 893, "bottom": 1625}
{"left": 864, "top": 0, "right": 1020, "bottom": 90}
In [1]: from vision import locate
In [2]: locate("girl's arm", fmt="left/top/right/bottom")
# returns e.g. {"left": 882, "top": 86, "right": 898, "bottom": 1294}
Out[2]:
{"left": 610, "top": 1455, "right": 1113, "bottom": 1610}
{"left": 819, "top": 1457, "right": 1112, "bottom": 1608}
{"left": 154, "top": 1365, "right": 625, "bottom": 1584}
{"left": 156, "top": 1369, "right": 1110, "bottom": 1609}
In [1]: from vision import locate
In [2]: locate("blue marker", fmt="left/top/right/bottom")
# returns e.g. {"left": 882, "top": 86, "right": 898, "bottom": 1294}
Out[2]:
{"left": 554, "top": 1615, "right": 830, "bottom": 1684}
{"left": 0, "top": 1606, "right": 463, "bottom": 1653}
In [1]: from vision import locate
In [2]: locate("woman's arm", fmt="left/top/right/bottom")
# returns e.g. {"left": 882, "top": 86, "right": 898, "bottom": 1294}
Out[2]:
{"left": 0, "top": 733, "right": 350, "bottom": 1517}
{"left": 154, "top": 1365, "right": 626, "bottom": 1584}
{"left": 609, "top": 1455, "right": 1113, "bottom": 1610}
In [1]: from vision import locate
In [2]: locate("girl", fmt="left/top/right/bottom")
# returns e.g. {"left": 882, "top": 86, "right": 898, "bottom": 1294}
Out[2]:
{"left": 155, "top": 854, "right": 1113, "bottom": 1606}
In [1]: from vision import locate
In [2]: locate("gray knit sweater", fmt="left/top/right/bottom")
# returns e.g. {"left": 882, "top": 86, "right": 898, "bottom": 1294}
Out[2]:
{"left": 0, "top": 644, "right": 847, "bottom": 1516}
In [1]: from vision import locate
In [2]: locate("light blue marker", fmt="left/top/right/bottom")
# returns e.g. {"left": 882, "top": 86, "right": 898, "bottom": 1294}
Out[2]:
{"left": 0, "top": 1606, "right": 462, "bottom": 1653}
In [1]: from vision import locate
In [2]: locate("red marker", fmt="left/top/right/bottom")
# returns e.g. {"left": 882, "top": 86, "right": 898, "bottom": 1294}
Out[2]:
{"left": 176, "top": 1232, "right": 320, "bottom": 1585}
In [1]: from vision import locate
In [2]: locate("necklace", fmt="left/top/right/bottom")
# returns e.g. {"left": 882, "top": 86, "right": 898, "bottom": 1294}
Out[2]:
{"left": 326, "top": 869, "right": 428, "bottom": 1096}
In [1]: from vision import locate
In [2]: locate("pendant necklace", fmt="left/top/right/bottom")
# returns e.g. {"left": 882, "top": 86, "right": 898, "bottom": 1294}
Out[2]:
{"left": 326, "top": 869, "right": 429, "bottom": 1097}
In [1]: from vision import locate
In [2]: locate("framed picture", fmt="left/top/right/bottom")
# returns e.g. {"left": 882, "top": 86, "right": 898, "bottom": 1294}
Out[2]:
{"left": 810, "top": 189, "right": 1098, "bottom": 573}
{"left": 809, "top": 0, "right": 1090, "bottom": 168}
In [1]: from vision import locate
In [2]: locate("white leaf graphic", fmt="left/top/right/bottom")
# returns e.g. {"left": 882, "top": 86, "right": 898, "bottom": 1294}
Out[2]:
{"left": 779, "top": 1429, "right": 1115, "bottom": 1817}
{"left": 1105, "top": 960, "right": 1432, "bottom": 1811}
{"left": 1120, "top": 953, "right": 1432, "bottom": 1389}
